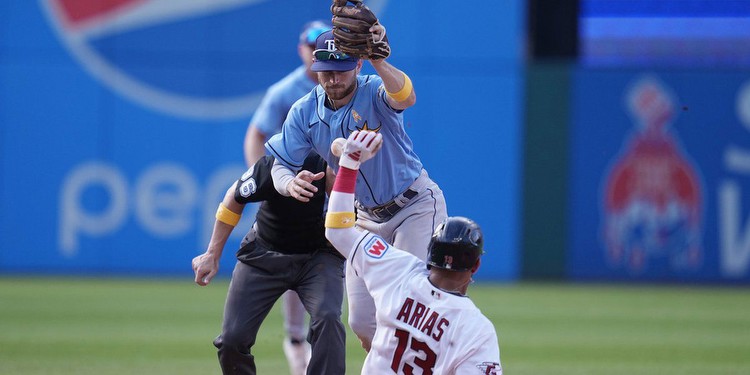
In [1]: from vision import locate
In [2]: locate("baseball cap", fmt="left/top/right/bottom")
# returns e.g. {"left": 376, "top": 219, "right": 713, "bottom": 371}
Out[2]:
{"left": 299, "top": 20, "right": 331, "bottom": 47}
{"left": 311, "top": 30, "right": 359, "bottom": 72}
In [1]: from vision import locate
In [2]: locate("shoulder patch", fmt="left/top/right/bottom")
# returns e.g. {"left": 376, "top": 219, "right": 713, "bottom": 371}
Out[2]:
{"left": 476, "top": 362, "right": 502, "bottom": 375}
{"left": 239, "top": 178, "right": 257, "bottom": 197}
{"left": 240, "top": 166, "right": 255, "bottom": 181}
{"left": 364, "top": 236, "right": 389, "bottom": 259}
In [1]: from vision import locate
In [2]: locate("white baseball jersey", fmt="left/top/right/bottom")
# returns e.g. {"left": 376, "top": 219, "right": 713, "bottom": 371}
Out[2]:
{"left": 348, "top": 231, "right": 502, "bottom": 375}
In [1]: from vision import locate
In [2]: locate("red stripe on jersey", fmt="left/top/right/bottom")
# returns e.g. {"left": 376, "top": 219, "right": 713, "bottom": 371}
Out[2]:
{"left": 57, "top": 0, "right": 144, "bottom": 24}
{"left": 333, "top": 167, "right": 357, "bottom": 194}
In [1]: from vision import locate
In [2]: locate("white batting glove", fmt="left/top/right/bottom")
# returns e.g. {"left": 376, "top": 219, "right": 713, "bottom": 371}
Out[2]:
{"left": 339, "top": 130, "right": 383, "bottom": 170}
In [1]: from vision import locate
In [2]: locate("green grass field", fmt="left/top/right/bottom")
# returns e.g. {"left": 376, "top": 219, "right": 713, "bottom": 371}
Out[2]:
{"left": 1, "top": 277, "right": 748, "bottom": 375}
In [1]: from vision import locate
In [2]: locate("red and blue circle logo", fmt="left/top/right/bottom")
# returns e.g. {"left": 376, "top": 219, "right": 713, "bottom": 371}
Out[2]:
{"left": 42, "top": 0, "right": 388, "bottom": 119}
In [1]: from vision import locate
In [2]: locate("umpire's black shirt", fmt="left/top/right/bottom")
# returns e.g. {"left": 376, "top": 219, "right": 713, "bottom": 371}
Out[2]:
{"left": 233, "top": 154, "right": 332, "bottom": 258}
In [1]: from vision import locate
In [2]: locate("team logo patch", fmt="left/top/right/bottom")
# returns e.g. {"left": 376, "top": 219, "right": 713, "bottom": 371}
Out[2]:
{"left": 240, "top": 179, "right": 257, "bottom": 197}
{"left": 601, "top": 76, "right": 704, "bottom": 273}
{"left": 357, "top": 120, "right": 381, "bottom": 133}
{"left": 352, "top": 110, "right": 362, "bottom": 122}
{"left": 364, "top": 236, "right": 389, "bottom": 259}
{"left": 241, "top": 166, "right": 254, "bottom": 181}
{"left": 476, "top": 362, "right": 502, "bottom": 374}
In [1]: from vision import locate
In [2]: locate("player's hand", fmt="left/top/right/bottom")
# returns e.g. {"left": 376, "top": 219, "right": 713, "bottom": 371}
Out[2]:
{"left": 192, "top": 253, "right": 219, "bottom": 286}
{"left": 371, "top": 23, "right": 386, "bottom": 43}
{"left": 287, "top": 170, "right": 325, "bottom": 202}
{"left": 340, "top": 130, "right": 383, "bottom": 169}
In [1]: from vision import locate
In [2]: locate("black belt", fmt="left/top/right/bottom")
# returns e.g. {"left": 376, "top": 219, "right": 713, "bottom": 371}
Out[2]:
{"left": 361, "top": 188, "right": 418, "bottom": 221}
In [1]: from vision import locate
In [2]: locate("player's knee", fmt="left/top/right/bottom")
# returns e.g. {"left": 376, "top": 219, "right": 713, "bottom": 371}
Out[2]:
{"left": 316, "top": 311, "right": 343, "bottom": 325}
{"left": 310, "top": 309, "right": 343, "bottom": 332}
{"left": 317, "top": 304, "right": 342, "bottom": 320}
{"left": 214, "top": 331, "right": 253, "bottom": 353}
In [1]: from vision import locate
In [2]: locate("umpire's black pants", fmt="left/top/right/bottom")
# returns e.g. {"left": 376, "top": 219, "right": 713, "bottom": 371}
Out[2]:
{"left": 213, "top": 239, "right": 346, "bottom": 375}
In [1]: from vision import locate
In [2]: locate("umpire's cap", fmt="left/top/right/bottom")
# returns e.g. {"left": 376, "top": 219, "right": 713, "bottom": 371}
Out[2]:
{"left": 311, "top": 30, "right": 359, "bottom": 72}
{"left": 427, "top": 217, "right": 484, "bottom": 272}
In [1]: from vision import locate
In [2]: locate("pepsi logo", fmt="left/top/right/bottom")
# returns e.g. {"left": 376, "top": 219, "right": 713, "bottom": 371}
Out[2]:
{"left": 41, "top": 0, "right": 389, "bottom": 120}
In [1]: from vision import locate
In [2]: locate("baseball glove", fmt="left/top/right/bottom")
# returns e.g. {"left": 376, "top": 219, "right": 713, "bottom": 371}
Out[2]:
{"left": 331, "top": 0, "right": 390, "bottom": 60}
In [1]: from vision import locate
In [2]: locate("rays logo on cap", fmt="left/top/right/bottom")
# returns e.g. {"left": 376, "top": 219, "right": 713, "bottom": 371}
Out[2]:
{"left": 41, "top": 0, "right": 389, "bottom": 120}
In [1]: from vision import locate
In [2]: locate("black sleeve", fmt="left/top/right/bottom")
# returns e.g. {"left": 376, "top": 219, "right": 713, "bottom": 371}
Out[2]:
{"left": 233, "top": 155, "right": 279, "bottom": 204}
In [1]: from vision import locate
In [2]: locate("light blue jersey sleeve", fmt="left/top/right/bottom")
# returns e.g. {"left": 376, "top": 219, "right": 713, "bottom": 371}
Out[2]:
{"left": 265, "top": 93, "right": 319, "bottom": 169}
{"left": 250, "top": 66, "right": 316, "bottom": 138}
{"left": 353, "top": 76, "right": 423, "bottom": 206}
{"left": 266, "top": 75, "right": 424, "bottom": 205}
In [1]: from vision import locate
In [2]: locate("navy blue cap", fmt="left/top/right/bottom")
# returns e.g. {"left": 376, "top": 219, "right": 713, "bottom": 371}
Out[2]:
{"left": 311, "top": 30, "right": 359, "bottom": 72}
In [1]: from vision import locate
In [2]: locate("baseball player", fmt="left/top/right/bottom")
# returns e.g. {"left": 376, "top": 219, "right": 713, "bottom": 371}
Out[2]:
{"left": 192, "top": 154, "right": 346, "bottom": 375}
{"left": 324, "top": 130, "right": 502, "bottom": 374}
{"left": 243, "top": 20, "right": 330, "bottom": 374}
{"left": 265, "top": 27, "right": 448, "bottom": 351}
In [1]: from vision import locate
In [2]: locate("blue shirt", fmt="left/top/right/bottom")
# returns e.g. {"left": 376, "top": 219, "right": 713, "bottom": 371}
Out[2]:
{"left": 266, "top": 75, "right": 423, "bottom": 208}
{"left": 251, "top": 65, "right": 317, "bottom": 137}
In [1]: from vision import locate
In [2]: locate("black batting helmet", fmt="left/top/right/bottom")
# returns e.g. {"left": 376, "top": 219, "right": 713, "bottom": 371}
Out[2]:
{"left": 427, "top": 217, "right": 484, "bottom": 272}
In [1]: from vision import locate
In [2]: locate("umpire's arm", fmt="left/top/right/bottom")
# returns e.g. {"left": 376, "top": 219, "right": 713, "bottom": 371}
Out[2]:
{"left": 191, "top": 181, "right": 245, "bottom": 286}
{"left": 370, "top": 59, "right": 416, "bottom": 110}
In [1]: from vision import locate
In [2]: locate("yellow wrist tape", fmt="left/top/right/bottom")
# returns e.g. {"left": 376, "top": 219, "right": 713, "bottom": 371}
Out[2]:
{"left": 325, "top": 212, "right": 356, "bottom": 228}
{"left": 386, "top": 73, "right": 413, "bottom": 102}
{"left": 216, "top": 204, "right": 241, "bottom": 227}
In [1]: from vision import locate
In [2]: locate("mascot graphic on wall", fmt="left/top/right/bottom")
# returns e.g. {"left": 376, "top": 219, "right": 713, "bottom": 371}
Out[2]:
{"left": 602, "top": 76, "right": 704, "bottom": 273}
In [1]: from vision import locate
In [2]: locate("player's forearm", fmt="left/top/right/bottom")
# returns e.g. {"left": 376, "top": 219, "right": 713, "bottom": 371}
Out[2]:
{"left": 193, "top": 185, "right": 244, "bottom": 285}
{"left": 271, "top": 159, "right": 295, "bottom": 196}
{"left": 325, "top": 166, "right": 360, "bottom": 257}
{"left": 244, "top": 126, "right": 266, "bottom": 167}
{"left": 205, "top": 221, "right": 233, "bottom": 258}
{"left": 208, "top": 183, "right": 246, "bottom": 255}
{"left": 370, "top": 59, "right": 416, "bottom": 109}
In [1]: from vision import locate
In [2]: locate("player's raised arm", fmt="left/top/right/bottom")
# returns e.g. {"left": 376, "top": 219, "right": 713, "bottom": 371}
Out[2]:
{"left": 370, "top": 59, "right": 416, "bottom": 111}
{"left": 325, "top": 131, "right": 383, "bottom": 256}
{"left": 330, "top": 0, "right": 415, "bottom": 111}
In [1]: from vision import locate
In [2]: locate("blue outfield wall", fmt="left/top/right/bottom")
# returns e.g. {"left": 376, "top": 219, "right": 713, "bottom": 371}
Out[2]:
{"left": 569, "top": 69, "right": 750, "bottom": 283}
{"left": 0, "top": 1, "right": 524, "bottom": 281}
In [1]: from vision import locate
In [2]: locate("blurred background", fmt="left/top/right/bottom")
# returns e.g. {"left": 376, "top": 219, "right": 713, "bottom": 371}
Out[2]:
{"left": 2, "top": 0, "right": 748, "bottom": 285}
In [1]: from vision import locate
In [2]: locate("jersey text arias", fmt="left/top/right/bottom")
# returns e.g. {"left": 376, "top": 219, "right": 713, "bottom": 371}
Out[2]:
{"left": 395, "top": 297, "right": 449, "bottom": 342}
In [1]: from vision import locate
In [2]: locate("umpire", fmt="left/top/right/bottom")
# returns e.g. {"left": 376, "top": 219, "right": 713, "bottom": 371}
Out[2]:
{"left": 192, "top": 154, "right": 346, "bottom": 375}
